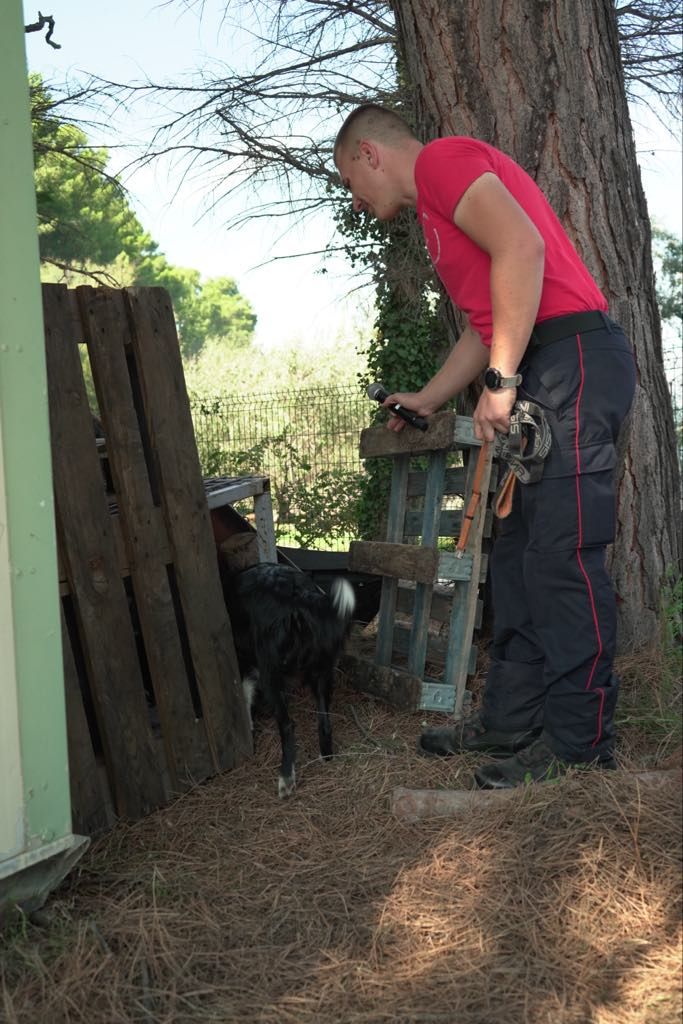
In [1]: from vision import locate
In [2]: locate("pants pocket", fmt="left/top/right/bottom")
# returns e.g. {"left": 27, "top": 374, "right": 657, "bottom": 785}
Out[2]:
{"left": 522, "top": 468, "right": 617, "bottom": 551}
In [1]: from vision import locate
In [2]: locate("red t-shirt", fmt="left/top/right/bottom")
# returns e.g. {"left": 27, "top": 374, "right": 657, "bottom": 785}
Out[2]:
{"left": 415, "top": 137, "right": 607, "bottom": 346}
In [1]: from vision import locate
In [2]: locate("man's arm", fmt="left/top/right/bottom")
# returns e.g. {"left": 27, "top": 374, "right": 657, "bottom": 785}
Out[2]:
{"left": 383, "top": 323, "right": 488, "bottom": 432}
{"left": 419, "top": 322, "right": 490, "bottom": 409}
{"left": 453, "top": 171, "right": 545, "bottom": 441}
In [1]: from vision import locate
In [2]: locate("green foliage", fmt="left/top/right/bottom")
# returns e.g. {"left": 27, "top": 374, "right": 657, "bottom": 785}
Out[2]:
{"left": 330, "top": 168, "right": 445, "bottom": 540}
{"left": 184, "top": 326, "right": 370, "bottom": 397}
{"left": 31, "top": 76, "right": 155, "bottom": 268}
{"left": 30, "top": 75, "right": 256, "bottom": 359}
{"left": 134, "top": 263, "right": 257, "bottom": 357}
{"left": 652, "top": 226, "right": 683, "bottom": 471}
{"left": 652, "top": 226, "right": 683, "bottom": 327}
{"left": 287, "top": 469, "right": 364, "bottom": 548}
{"left": 194, "top": 426, "right": 363, "bottom": 551}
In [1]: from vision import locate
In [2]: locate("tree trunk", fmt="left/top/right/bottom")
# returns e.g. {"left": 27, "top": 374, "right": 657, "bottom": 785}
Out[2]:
{"left": 391, "top": 0, "right": 681, "bottom": 648}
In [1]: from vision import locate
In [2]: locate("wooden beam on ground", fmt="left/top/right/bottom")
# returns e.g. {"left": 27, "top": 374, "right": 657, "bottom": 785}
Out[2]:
{"left": 392, "top": 770, "right": 683, "bottom": 822}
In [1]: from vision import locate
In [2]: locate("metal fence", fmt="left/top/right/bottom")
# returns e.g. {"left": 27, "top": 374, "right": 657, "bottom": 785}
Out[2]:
{"left": 191, "top": 384, "right": 369, "bottom": 480}
{"left": 191, "top": 351, "right": 683, "bottom": 548}
{"left": 191, "top": 385, "right": 371, "bottom": 549}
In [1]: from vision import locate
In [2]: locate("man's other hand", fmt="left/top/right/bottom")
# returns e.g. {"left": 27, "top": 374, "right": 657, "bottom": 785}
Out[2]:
{"left": 473, "top": 387, "right": 516, "bottom": 442}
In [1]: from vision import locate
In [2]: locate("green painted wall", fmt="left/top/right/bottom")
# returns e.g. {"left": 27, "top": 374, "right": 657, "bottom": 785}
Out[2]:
{"left": 0, "top": 0, "right": 72, "bottom": 863}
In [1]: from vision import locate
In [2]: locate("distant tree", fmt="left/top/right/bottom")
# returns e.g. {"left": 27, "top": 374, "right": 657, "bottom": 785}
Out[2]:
{"left": 31, "top": 75, "right": 155, "bottom": 268}
{"left": 30, "top": 75, "right": 256, "bottom": 357}
{"left": 134, "top": 265, "right": 257, "bottom": 356}
{"left": 652, "top": 226, "right": 683, "bottom": 327}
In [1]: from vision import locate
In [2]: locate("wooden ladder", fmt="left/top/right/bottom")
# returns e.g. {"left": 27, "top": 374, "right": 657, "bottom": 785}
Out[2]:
{"left": 345, "top": 410, "right": 495, "bottom": 717}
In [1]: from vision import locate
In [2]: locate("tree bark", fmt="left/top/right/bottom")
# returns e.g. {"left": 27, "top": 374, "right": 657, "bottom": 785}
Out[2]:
{"left": 391, "top": 0, "right": 681, "bottom": 648}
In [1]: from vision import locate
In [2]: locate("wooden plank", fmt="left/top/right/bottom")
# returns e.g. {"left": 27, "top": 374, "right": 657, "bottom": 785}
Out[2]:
{"left": 407, "top": 466, "right": 466, "bottom": 498}
{"left": 122, "top": 286, "right": 252, "bottom": 771}
{"left": 397, "top": 585, "right": 448, "bottom": 623}
{"left": 451, "top": 416, "right": 482, "bottom": 447}
{"left": 404, "top": 507, "right": 493, "bottom": 538}
{"left": 253, "top": 487, "right": 277, "bottom": 563}
{"left": 43, "top": 284, "right": 166, "bottom": 820}
{"left": 407, "top": 451, "right": 446, "bottom": 677}
{"left": 338, "top": 653, "right": 422, "bottom": 710}
{"left": 59, "top": 509, "right": 171, "bottom": 594}
{"left": 61, "top": 607, "right": 113, "bottom": 836}
{"left": 351, "top": 542, "right": 477, "bottom": 585}
{"left": 436, "top": 551, "right": 474, "bottom": 581}
{"left": 349, "top": 540, "right": 439, "bottom": 586}
{"left": 419, "top": 680, "right": 456, "bottom": 712}
{"left": 205, "top": 475, "right": 270, "bottom": 507}
{"left": 376, "top": 455, "right": 409, "bottom": 666}
{"left": 78, "top": 286, "right": 215, "bottom": 789}
{"left": 360, "top": 410, "right": 455, "bottom": 458}
{"left": 407, "top": 465, "right": 498, "bottom": 498}
{"left": 359, "top": 412, "right": 482, "bottom": 458}
{"left": 393, "top": 628, "right": 478, "bottom": 672}
{"left": 397, "top": 587, "right": 483, "bottom": 629}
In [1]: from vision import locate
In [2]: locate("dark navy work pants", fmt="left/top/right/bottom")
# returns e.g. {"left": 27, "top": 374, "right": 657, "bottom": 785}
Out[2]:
{"left": 481, "top": 317, "right": 636, "bottom": 762}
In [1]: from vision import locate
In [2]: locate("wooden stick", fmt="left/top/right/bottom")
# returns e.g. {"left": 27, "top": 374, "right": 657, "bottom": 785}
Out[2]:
{"left": 392, "top": 769, "right": 682, "bottom": 822}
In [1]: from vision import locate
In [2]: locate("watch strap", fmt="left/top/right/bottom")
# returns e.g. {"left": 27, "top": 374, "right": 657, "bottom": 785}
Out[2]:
{"left": 485, "top": 367, "right": 522, "bottom": 390}
{"left": 499, "top": 373, "right": 522, "bottom": 388}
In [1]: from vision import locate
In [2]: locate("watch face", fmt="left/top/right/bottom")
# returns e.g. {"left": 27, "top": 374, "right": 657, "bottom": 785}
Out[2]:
{"left": 484, "top": 368, "right": 500, "bottom": 390}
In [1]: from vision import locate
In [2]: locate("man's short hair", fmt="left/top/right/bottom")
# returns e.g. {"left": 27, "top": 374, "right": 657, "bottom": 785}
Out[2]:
{"left": 334, "top": 104, "right": 415, "bottom": 160}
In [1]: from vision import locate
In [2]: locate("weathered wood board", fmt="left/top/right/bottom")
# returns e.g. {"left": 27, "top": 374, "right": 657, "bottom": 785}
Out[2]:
{"left": 346, "top": 416, "right": 494, "bottom": 715}
{"left": 44, "top": 284, "right": 254, "bottom": 832}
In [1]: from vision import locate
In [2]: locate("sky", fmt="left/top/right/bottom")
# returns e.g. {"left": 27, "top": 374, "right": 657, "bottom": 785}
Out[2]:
{"left": 23, "top": 0, "right": 682, "bottom": 351}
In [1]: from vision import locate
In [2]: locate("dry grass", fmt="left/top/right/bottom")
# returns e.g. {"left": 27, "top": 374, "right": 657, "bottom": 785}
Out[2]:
{"left": 1, "top": 666, "right": 681, "bottom": 1024}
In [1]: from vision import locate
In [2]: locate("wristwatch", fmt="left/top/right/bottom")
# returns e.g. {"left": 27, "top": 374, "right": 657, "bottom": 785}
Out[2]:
{"left": 484, "top": 367, "right": 522, "bottom": 391}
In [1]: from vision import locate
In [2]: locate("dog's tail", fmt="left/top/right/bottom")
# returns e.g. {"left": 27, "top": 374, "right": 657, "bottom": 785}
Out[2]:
{"left": 330, "top": 577, "right": 356, "bottom": 629}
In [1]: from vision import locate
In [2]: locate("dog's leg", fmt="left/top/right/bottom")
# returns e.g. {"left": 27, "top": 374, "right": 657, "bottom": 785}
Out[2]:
{"left": 262, "top": 671, "right": 296, "bottom": 797}
{"left": 274, "top": 695, "right": 297, "bottom": 798}
{"left": 242, "top": 670, "right": 259, "bottom": 734}
{"left": 308, "top": 667, "right": 334, "bottom": 761}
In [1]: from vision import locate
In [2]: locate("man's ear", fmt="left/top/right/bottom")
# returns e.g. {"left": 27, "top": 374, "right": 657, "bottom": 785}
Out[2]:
{"left": 359, "top": 139, "right": 380, "bottom": 168}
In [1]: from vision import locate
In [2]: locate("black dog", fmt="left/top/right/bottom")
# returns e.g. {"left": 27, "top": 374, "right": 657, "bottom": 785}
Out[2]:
{"left": 219, "top": 562, "right": 355, "bottom": 796}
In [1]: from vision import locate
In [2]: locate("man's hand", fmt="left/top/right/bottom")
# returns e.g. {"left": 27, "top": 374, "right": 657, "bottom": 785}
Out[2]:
{"left": 382, "top": 391, "right": 434, "bottom": 432}
{"left": 473, "top": 387, "right": 517, "bottom": 442}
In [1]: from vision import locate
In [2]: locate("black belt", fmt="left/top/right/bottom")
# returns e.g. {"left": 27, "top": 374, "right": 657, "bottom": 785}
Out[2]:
{"left": 529, "top": 310, "right": 610, "bottom": 348}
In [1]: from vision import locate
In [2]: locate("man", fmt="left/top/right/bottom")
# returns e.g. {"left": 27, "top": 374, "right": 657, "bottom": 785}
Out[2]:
{"left": 334, "top": 104, "right": 636, "bottom": 788}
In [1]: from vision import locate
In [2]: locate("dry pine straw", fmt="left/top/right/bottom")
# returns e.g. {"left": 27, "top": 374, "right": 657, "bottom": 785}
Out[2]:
{"left": 1, "top": 678, "right": 681, "bottom": 1024}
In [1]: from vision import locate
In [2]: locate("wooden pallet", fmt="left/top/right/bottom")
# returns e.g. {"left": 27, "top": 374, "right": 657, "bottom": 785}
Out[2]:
{"left": 344, "top": 411, "right": 495, "bottom": 717}
{"left": 43, "top": 284, "right": 253, "bottom": 835}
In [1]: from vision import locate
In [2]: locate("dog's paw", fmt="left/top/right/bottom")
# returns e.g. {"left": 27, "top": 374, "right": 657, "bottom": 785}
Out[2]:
{"left": 278, "top": 769, "right": 296, "bottom": 798}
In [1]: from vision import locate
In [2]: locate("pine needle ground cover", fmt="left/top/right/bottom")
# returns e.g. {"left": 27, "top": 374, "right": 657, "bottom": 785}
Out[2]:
{"left": 1, "top": 648, "right": 681, "bottom": 1024}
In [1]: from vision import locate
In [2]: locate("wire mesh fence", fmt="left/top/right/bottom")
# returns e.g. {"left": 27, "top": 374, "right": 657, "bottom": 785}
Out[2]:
{"left": 191, "top": 385, "right": 372, "bottom": 550}
{"left": 191, "top": 349, "right": 683, "bottom": 550}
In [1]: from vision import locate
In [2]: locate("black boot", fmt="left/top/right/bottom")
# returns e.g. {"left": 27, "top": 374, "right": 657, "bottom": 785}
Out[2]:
{"left": 418, "top": 710, "right": 541, "bottom": 759}
{"left": 474, "top": 737, "right": 618, "bottom": 789}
